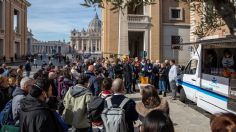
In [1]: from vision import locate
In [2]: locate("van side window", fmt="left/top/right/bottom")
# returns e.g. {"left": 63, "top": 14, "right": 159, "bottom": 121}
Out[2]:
{"left": 185, "top": 60, "right": 198, "bottom": 75}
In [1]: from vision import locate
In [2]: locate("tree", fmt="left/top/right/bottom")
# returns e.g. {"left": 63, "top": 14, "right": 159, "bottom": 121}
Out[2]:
{"left": 81, "top": 0, "right": 236, "bottom": 38}
{"left": 80, "top": 0, "right": 156, "bottom": 11}
{"left": 179, "top": 0, "right": 236, "bottom": 38}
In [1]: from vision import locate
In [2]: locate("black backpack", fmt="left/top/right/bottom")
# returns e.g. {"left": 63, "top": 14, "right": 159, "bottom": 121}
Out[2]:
{"left": 88, "top": 95, "right": 110, "bottom": 123}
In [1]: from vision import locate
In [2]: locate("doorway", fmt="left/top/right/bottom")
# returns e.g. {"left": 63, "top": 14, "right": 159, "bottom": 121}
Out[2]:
{"left": 15, "top": 42, "right": 20, "bottom": 59}
{"left": 128, "top": 31, "right": 144, "bottom": 58}
{"left": 0, "top": 39, "right": 3, "bottom": 59}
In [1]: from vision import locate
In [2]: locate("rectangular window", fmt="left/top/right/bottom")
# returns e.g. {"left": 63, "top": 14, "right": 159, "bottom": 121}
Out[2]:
{"left": 0, "top": 1, "right": 3, "bottom": 29}
{"left": 14, "top": 9, "right": 20, "bottom": 33}
{"left": 171, "top": 36, "right": 181, "bottom": 50}
{"left": 185, "top": 59, "right": 198, "bottom": 75}
{"left": 169, "top": 7, "right": 183, "bottom": 20}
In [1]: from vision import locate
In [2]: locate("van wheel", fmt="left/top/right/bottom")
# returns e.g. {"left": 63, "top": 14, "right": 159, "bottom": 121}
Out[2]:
{"left": 179, "top": 88, "right": 186, "bottom": 103}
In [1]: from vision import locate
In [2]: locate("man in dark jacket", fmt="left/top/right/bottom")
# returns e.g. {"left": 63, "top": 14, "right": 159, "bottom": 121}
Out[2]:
{"left": 24, "top": 61, "right": 31, "bottom": 77}
{"left": 114, "top": 59, "right": 123, "bottom": 79}
{"left": 123, "top": 60, "right": 133, "bottom": 93}
{"left": 104, "top": 78, "right": 138, "bottom": 132}
{"left": 85, "top": 65, "right": 99, "bottom": 96}
{"left": 20, "top": 80, "right": 63, "bottom": 132}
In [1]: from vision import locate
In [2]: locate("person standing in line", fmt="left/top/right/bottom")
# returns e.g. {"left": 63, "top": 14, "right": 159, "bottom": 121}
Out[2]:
{"left": 12, "top": 77, "right": 34, "bottom": 121}
{"left": 140, "top": 110, "right": 174, "bottom": 132}
{"left": 169, "top": 60, "right": 178, "bottom": 100}
{"left": 20, "top": 79, "right": 63, "bottom": 132}
{"left": 103, "top": 78, "right": 138, "bottom": 132}
{"left": 152, "top": 60, "right": 160, "bottom": 90}
{"left": 17, "top": 65, "right": 24, "bottom": 78}
{"left": 24, "top": 61, "right": 31, "bottom": 77}
{"left": 33, "top": 58, "right": 37, "bottom": 68}
{"left": 158, "top": 63, "right": 168, "bottom": 97}
{"left": 165, "top": 60, "right": 171, "bottom": 92}
{"left": 123, "top": 58, "right": 133, "bottom": 94}
{"left": 63, "top": 74, "right": 92, "bottom": 132}
{"left": 2, "top": 63, "right": 9, "bottom": 77}
{"left": 85, "top": 65, "right": 99, "bottom": 96}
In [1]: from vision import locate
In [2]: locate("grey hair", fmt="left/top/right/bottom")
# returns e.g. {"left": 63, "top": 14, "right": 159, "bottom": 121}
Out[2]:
{"left": 20, "top": 77, "right": 33, "bottom": 89}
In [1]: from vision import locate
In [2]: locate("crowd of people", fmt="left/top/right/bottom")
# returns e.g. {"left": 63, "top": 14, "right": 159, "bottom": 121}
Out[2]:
{"left": 0, "top": 56, "right": 235, "bottom": 132}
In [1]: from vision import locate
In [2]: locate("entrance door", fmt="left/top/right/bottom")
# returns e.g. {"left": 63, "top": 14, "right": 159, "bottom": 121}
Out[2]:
{"left": 128, "top": 31, "right": 144, "bottom": 58}
{"left": 15, "top": 42, "right": 20, "bottom": 59}
{"left": 0, "top": 39, "right": 3, "bottom": 58}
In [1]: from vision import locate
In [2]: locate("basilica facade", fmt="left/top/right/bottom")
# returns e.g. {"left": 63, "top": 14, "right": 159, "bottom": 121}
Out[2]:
{"left": 70, "top": 13, "right": 102, "bottom": 59}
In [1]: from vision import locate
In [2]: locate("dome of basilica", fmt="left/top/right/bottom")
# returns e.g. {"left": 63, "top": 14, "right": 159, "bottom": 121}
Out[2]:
{"left": 87, "top": 13, "right": 101, "bottom": 32}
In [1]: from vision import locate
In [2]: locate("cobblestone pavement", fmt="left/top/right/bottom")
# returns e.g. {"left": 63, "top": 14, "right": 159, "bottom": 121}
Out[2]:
{"left": 126, "top": 93, "right": 211, "bottom": 132}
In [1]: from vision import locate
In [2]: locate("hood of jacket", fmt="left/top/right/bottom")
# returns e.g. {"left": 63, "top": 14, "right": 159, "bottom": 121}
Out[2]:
{"left": 12, "top": 87, "right": 27, "bottom": 97}
{"left": 136, "top": 99, "right": 169, "bottom": 117}
{"left": 20, "top": 95, "right": 49, "bottom": 112}
{"left": 70, "top": 84, "right": 91, "bottom": 97}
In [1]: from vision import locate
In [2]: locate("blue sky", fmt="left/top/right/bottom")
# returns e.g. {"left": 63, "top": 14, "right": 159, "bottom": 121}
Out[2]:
{"left": 27, "top": 0, "right": 101, "bottom": 42}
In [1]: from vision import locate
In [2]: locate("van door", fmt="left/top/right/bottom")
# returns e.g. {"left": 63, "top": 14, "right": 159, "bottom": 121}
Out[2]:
{"left": 182, "top": 59, "right": 199, "bottom": 103}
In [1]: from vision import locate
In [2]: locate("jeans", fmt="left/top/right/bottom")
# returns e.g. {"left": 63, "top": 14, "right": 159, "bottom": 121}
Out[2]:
{"left": 159, "top": 80, "right": 166, "bottom": 92}
{"left": 125, "top": 80, "right": 132, "bottom": 93}
{"left": 26, "top": 71, "right": 30, "bottom": 77}
{"left": 170, "top": 80, "right": 177, "bottom": 97}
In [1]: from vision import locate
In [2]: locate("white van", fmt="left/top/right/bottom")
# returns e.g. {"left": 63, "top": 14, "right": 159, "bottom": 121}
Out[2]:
{"left": 178, "top": 37, "right": 236, "bottom": 114}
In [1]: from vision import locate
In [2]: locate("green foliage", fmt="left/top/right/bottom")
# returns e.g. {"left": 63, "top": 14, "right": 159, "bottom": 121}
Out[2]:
{"left": 178, "top": 0, "right": 236, "bottom": 38}
{"left": 80, "top": 0, "right": 156, "bottom": 12}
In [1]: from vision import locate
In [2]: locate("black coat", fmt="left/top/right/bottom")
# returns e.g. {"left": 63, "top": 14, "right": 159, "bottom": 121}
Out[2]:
{"left": 123, "top": 64, "right": 132, "bottom": 83}
{"left": 20, "top": 95, "right": 63, "bottom": 132}
{"left": 159, "top": 68, "right": 168, "bottom": 81}
{"left": 114, "top": 64, "right": 123, "bottom": 78}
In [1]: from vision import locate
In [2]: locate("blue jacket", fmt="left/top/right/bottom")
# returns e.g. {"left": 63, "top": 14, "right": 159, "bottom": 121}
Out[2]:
{"left": 85, "top": 71, "right": 99, "bottom": 96}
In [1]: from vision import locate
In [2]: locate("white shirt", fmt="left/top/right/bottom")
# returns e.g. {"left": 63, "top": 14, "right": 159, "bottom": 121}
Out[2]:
{"left": 169, "top": 65, "right": 178, "bottom": 82}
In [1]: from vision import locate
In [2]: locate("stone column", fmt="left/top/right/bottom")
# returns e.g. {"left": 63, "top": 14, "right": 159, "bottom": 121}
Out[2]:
{"left": 144, "top": 29, "right": 150, "bottom": 58}
{"left": 90, "top": 39, "right": 92, "bottom": 52}
{"left": 81, "top": 39, "right": 84, "bottom": 52}
{"left": 95, "top": 40, "right": 98, "bottom": 52}
{"left": 118, "top": 7, "right": 129, "bottom": 56}
{"left": 76, "top": 40, "right": 79, "bottom": 51}
{"left": 98, "top": 40, "right": 100, "bottom": 52}
{"left": 86, "top": 40, "right": 88, "bottom": 52}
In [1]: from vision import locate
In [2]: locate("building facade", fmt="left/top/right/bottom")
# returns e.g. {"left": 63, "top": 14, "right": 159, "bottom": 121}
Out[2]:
{"left": 31, "top": 39, "right": 70, "bottom": 55}
{"left": 27, "top": 28, "right": 33, "bottom": 55}
{"left": 0, "top": 0, "right": 30, "bottom": 61}
{"left": 102, "top": 0, "right": 191, "bottom": 64}
{"left": 70, "top": 13, "right": 102, "bottom": 59}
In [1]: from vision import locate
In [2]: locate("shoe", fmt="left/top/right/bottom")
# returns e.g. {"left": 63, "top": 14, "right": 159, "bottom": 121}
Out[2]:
{"left": 163, "top": 92, "right": 166, "bottom": 97}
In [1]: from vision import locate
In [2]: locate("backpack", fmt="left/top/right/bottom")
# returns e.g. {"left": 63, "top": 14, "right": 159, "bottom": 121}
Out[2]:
{"left": 58, "top": 77, "right": 72, "bottom": 99}
{"left": 87, "top": 96, "right": 106, "bottom": 125}
{"left": 0, "top": 100, "right": 14, "bottom": 128}
{"left": 101, "top": 97, "right": 130, "bottom": 132}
